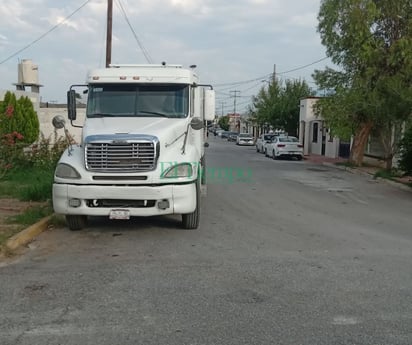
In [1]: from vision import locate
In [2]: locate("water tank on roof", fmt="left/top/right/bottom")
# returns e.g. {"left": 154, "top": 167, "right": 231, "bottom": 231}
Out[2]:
{"left": 17, "top": 59, "right": 39, "bottom": 85}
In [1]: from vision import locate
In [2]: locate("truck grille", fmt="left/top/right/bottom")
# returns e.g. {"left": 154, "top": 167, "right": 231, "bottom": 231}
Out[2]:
{"left": 85, "top": 135, "right": 159, "bottom": 172}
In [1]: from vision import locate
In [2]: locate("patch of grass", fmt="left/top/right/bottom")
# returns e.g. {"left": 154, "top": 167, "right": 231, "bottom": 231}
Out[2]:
{"left": 373, "top": 168, "right": 403, "bottom": 180}
{"left": 1, "top": 166, "right": 54, "bottom": 201}
{"left": 7, "top": 204, "right": 53, "bottom": 226}
{"left": 0, "top": 227, "right": 23, "bottom": 246}
{"left": 336, "top": 161, "right": 358, "bottom": 168}
{"left": 0, "top": 180, "right": 18, "bottom": 197}
{"left": 49, "top": 214, "right": 66, "bottom": 228}
{"left": 373, "top": 169, "right": 394, "bottom": 180}
{"left": 19, "top": 180, "right": 53, "bottom": 202}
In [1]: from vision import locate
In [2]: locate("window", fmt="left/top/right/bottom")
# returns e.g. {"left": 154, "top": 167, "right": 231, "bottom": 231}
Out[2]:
{"left": 87, "top": 83, "right": 189, "bottom": 118}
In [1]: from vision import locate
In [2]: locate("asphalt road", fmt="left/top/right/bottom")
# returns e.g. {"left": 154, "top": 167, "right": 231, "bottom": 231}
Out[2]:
{"left": 1, "top": 137, "right": 412, "bottom": 345}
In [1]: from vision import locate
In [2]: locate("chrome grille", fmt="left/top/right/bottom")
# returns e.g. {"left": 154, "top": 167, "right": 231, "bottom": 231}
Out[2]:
{"left": 85, "top": 135, "right": 158, "bottom": 172}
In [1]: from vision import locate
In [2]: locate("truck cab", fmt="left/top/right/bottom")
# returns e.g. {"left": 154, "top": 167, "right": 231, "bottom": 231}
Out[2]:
{"left": 52, "top": 64, "right": 215, "bottom": 230}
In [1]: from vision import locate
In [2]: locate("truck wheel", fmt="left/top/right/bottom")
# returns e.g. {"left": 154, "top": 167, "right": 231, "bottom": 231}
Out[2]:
{"left": 66, "top": 215, "right": 87, "bottom": 231}
{"left": 182, "top": 180, "right": 200, "bottom": 229}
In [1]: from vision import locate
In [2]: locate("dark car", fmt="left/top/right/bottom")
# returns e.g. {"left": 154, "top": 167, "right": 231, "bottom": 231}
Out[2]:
{"left": 228, "top": 132, "right": 239, "bottom": 142}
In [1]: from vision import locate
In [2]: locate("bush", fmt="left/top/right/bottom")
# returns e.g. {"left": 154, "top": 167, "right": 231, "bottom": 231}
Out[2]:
{"left": 0, "top": 91, "right": 40, "bottom": 177}
{"left": 398, "top": 124, "right": 412, "bottom": 175}
{"left": 0, "top": 91, "right": 40, "bottom": 145}
{"left": 1, "top": 132, "right": 70, "bottom": 201}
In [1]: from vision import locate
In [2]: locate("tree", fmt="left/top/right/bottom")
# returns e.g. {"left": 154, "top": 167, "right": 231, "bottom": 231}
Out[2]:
{"left": 0, "top": 91, "right": 40, "bottom": 146}
{"left": 251, "top": 78, "right": 312, "bottom": 135}
{"left": 398, "top": 121, "right": 412, "bottom": 174}
{"left": 313, "top": 0, "right": 412, "bottom": 167}
{"left": 218, "top": 115, "right": 230, "bottom": 131}
{"left": 277, "top": 79, "right": 312, "bottom": 136}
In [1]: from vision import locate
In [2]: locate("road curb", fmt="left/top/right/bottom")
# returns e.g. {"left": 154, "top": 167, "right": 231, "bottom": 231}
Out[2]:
{"left": 5, "top": 215, "right": 52, "bottom": 251}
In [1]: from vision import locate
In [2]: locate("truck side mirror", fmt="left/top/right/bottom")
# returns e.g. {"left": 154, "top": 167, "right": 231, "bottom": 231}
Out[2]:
{"left": 67, "top": 90, "right": 77, "bottom": 121}
{"left": 190, "top": 117, "right": 204, "bottom": 130}
{"left": 52, "top": 115, "right": 66, "bottom": 129}
{"left": 203, "top": 89, "right": 215, "bottom": 121}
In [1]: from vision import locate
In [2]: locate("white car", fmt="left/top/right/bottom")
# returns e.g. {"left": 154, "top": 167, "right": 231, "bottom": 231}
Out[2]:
{"left": 236, "top": 133, "right": 254, "bottom": 146}
{"left": 265, "top": 136, "right": 303, "bottom": 160}
{"left": 256, "top": 133, "right": 276, "bottom": 153}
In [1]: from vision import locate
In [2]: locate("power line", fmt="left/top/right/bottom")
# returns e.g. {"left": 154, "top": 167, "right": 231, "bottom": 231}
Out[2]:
{"left": 276, "top": 57, "right": 329, "bottom": 75}
{"left": 214, "top": 74, "right": 272, "bottom": 88}
{"left": 214, "top": 57, "right": 329, "bottom": 90}
{"left": 0, "top": 0, "right": 92, "bottom": 66}
{"left": 116, "top": 0, "right": 154, "bottom": 63}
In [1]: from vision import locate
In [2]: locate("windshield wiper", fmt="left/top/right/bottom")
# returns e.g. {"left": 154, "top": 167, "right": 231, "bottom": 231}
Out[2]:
{"left": 138, "top": 111, "right": 170, "bottom": 118}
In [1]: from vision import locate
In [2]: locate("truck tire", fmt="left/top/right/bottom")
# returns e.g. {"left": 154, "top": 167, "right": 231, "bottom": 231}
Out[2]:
{"left": 66, "top": 215, "right": 87, "bottom": 231}
{"left": 182, "top": 180, "right": 200, "bottom": 229}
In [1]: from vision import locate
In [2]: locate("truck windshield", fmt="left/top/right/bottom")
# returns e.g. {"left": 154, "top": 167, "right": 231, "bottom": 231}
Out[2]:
{"left": 86, "top": 84, "right": 189, "bottom": 118}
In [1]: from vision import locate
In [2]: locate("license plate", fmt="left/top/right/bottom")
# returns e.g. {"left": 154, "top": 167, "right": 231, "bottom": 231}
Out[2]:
{"left": 109, "top": 209, "right": 130, "bottom": 220}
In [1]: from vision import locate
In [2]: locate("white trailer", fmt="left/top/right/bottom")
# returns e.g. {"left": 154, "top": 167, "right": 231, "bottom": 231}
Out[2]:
{"left": 52, "top": 63, "right": 215, "bottom": 230}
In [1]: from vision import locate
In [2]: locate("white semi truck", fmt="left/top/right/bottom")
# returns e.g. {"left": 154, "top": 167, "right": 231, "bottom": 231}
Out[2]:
{"left": 52, "top": 63, "right": 215, "bottom": 230}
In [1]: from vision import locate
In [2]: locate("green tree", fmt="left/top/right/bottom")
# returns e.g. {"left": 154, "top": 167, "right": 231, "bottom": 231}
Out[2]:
{"left": 398, "top": 121, "right": 412, "bottom": 174}
{"left": 313, "top": 0, "right": 412, "bottom": 167}
{"left": 277, "top": 79, "right": 312, "bottom": 136}
{"left": 0, "top": 91, "right": 40, "bottom": 145}
{"left": 251, "top": 79, "right": 312, "bottom": 135}
{"left": 218, "top": 115, "right": 230, "bottom": 131}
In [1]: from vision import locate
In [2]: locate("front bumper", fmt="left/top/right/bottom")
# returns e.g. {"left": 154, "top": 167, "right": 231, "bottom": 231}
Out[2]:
{"left": 53, "top": 183, "right": 196, "bottom": 217}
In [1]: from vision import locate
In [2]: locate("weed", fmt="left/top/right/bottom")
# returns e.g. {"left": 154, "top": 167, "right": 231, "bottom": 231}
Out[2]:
{"left": 373, "top": 169, "right": 394, "bottom": 180}
{"left": 2, "top": 167, "right": 54, "bottom": 201}
{"left": 7, "top": 204, "right": 52, "bottom": 226}
{"left": 49, "top": 214, "right": 66, "bottom": 228}
{"left": 336, "top": 161, "right": 358, "bottom": 168}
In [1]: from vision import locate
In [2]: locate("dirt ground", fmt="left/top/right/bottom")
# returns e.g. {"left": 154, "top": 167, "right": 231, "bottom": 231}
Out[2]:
{"left": 0, "top": 199, "right": 28, "bottom": 229}
{"left": 0, "top": 199, "right": 46, "bottom": 248}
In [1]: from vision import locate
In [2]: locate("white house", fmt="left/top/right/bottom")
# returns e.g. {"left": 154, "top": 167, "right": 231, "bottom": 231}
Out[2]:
{"left": 298, "top": 97, "right": 349, "bottom": 159}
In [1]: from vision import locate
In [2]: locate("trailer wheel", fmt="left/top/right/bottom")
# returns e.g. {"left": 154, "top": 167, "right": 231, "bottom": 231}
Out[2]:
{"left": 66, "top": 215, "right": 87, "bottom": 231}
{"left": 182, "top": 180, "right": 200, "bottom": 229}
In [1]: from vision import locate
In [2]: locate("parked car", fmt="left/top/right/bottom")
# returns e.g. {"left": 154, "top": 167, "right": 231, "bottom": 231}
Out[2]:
{"left": 236, "top": 133, "right": 254, "bottom": 146}
{"left": 256, "top": 133, "right": 276, "bottom": 153}
{"left": 265, "top": 136, "right": 303, "bottom": 160}
{"left": 228, "top": 132, "right": 239, "bottom": 142}
{"left": 216, "top": 129, "right": 225, "bottom": 137}
{"left": 220, "top": 131, "right": 231, "bottom": 139}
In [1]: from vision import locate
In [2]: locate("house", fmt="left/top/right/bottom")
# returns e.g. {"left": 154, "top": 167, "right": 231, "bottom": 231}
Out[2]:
{"left": 298, "top": 97, "right": 350, "bottom": 159}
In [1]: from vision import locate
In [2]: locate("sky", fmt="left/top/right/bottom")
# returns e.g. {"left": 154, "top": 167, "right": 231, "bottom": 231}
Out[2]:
{"left": 0, "top": 0, "right": 332, "bottom": 114}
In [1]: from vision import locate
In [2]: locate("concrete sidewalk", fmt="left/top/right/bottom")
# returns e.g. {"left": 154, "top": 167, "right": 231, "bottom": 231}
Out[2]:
{"left": 304, "top": 154, "right": 412, "bottom": 189}
{"left": 304, "top": 154, "right": 348, "bottom": 165}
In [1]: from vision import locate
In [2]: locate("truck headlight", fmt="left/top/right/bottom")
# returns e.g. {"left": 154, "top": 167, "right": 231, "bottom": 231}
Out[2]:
{"left": 161, "top": 163, "right": 193, "bottom": 178}
{"left": 55, "top": 163, "right": 81, "bottom": 179}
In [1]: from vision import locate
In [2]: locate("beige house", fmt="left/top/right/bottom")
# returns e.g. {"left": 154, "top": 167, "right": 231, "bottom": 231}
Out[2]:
{"left": 298, "top": 97, "right": 350, "bottom": 159}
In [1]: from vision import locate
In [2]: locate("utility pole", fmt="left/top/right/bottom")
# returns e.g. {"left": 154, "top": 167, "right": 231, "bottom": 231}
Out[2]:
{"left": 272, "top": 64, "right": 276, "bottom": 84}
{"left": 230, "top": 90, "right": 240, "bottom": 132}
{"left": 221, "top": 102, "right": 225, "bottom": 117}
{"left": 230, "top": 90, "right": 240, "bottom": 116}
{"left": 105, "top": 0, "right": 113, "bottom": 67}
